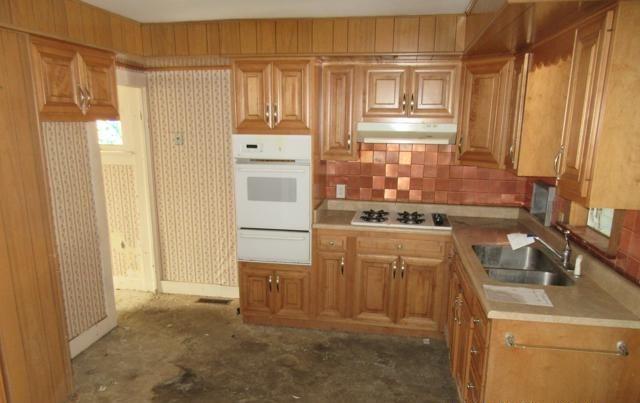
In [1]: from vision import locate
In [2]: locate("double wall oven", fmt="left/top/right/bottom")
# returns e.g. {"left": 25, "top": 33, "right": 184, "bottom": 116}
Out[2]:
{"left": 233, "top": 135, "right": 312, "bottom": 265}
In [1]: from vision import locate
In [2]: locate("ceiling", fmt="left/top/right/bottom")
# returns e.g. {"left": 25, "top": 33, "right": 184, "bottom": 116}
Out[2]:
{"left": 83, "top": 0, "right": 471, "bottom": 23}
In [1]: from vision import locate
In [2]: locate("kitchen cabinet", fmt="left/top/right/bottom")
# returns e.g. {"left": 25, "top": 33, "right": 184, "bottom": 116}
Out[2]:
{"left": 232, "top": 59, "right": 311, "bottom": 134}
{"left": 503, "top": 53, "right": 531, "bottom": 172}
{"left": 353, "top": 253, "right": 397, "bottom": 324}
{"left": 358, "top": 63, "right": 460, "bottom": 123}
{"left": 239, "top": 263, "right": 311, "bottom": 319}
{"left": 395, "top": 256, "right": 446, "bottom": 330}
{"left": 457, "top": 56, "right": 514, "bottom": 169}
{"left": 315, "top": 251, "right": 349, "bottom": 320}
{"left": 30, "top": 36, "right": 118, "bottom": 121}
{"left": 321, "top": 65, "right": 357, "bottom": 160}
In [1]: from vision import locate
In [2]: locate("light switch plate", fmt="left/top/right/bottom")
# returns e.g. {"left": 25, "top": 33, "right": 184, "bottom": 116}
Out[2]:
{"left": 336, "top": 184, "right": 346, "bottom": 199}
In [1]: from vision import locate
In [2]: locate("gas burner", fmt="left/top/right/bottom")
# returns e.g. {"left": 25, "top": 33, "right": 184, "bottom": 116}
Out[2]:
{"left": 397, "top": 211, "right": 426, "bottom": 225}
{"left": 360, "top": 209, "right": 389, "bottom": 222}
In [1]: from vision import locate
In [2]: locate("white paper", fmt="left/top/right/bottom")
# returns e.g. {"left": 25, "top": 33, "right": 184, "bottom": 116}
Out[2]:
{"left": 483, "top": 284, "right": 553, "bottom": 307}
{"left": 507, "top": 233, "right": 535, "bottom": 250}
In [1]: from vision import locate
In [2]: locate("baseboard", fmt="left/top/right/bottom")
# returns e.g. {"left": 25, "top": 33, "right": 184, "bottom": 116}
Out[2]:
{"left": 160, "top": 280, "right": 239, "bottom": 299}
{"left": 69, "top": 314, "right": 118, "bottom": 358}
{"left": 113, "top": 276, "right": 147, "bottom": 291}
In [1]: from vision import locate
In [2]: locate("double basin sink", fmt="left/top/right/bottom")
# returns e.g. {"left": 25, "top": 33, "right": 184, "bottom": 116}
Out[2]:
{"left": 472, "top": 244, "right": 574, "bottom": 287}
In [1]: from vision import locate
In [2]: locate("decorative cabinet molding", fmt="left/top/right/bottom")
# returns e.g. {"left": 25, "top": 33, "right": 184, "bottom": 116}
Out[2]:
{"left": 31, "top": 36, "right": 118, "bottom": 121}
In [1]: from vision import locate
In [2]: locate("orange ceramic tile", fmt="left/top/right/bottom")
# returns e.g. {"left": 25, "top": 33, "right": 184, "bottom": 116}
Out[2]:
{"left": 360, "top": 143, "right": 374, "bottom": 151}
{"left": 386, "top": 144, "right": 399, "bottom": 151}
{"left": 462, "top": 166, "right": 477, "bottom": 179}
{"left": 361, "top": 163, "right": 373, "bottom": 176}
{"left": 374, "top": 144, "right": 387, "bottom": 151}
{"left": 359, "top": 176, "right": 373, "bottom": 188}
{"left": 372, "top": 176, "right": 385, "bottom": 189}
{"left": 410, "top": 165, "right": 424, "bottom": 178}
{"left": 411, "top": 151, "right": 425, "bottom": 164}
{"left": 386, "top": 151, "right": 399, "bottom": 163}
{"left": 425, "top": 145, "right": 439, "bottom": 152}
{"left": 422, "top": 178, "right": 436, "bottom": 191}
{"left": 424, "top": 152, "right": 438, "bottom": 166}
{"left": 449, "top": 165, "right": 464, "bottom": 178}
{"left": 449, "top": 179, "right": 463, "bottom": 192}
{"left": 399, "top": 151, "right": 412, "bottom": 165}
{"left": 360, "top": 150, "right": 374, "bottom": 163}
{"left": 373, "top": 151, "right": 386, "bottom": 163}
{"left": 448, "top": 192, "right": 463, "bottom": 204}
{"left": 477, "top": 168, "right": 493, "bottom": 179}
{"left": 385, "top": 177, "right": 397, "bottom": 189}
{"left": 326, "top": 161, "right": 337, "bottom": 175}
{"left": 409, "top": 190, "right": 422, "bottom": 201}
{"left": 398, "top": 165, "right": 411, "bottom": 177}
{"left": 347, "top": 162, "right": 361, "bottom": 175}
{"left": 623, "top": 211, "right": 636, "bottom": 229}
{"left": 423, "top": 166, "right": 438, "bottom": 178}
{"left": 412, "top": 144, "right": 426, "bottom": 152}
{"left": 347, "top": 188, "right": 360, "bottom": 200}
{"left": 397, "top": 190, "right": 410, "bottom": 201}
{"left": 410, "top": 178, "right": 423, "bottom": 190}
{"left": 437, "top": 152, "right": 453, "bottom": 165}
{"left": 372, "top": 189, "right": 384, "bottom": 200}
{"left": 326, "top": 186, "right": 337, "bottom": 198}
{"left": 434, "top": 191, "right": 447, "bottom": 203}
{"left": 461, "top": 192, "right": 475, "bottom": 204}
{"left": 385, "top": 164, "right": 399, "bottom": 177}
{"left": 435, "top": 179, "right": 449, "bottom": 191}
{"left": 372, "top": 163, "right": 386, "bottom": 176}
{"left": 399, "top": 144, "right": 413, "bottom": 151}
{"left": 328, "top": 176, "right": 348, "bottom": 186}
{"left": 422, "top": 191, "right": 435, "bottom": 202}
{"left": 438, "top": 144, "right": 454, "bottom": 153}
{"left": 384, "top": 189, "right": 397, "bottom": 200}
{"left": 397, "top": 177, "right": 410, "bottom": 190}
{"left": 360, "top": 188, "right": 372, "bottom": 200}
{"left": 436, "top": 166, "right": 449, "bottom": 178}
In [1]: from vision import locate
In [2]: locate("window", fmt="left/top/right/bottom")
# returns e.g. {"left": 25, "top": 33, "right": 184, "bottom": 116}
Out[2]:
{"left": 97, "top": 120, "right": 123, "bottom": 145}
{"left": 587, "top": 208, "right": 614, "bottom": 237}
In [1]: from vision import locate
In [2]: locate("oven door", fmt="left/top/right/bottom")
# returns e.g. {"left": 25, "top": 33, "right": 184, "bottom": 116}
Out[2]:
{"left": 234, "top": 161, "right": 310, "bottom": 231}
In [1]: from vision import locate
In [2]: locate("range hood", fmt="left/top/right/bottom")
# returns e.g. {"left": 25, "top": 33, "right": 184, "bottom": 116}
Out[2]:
{"left": 356, "top": 122, "right": 457, "bottom": 145}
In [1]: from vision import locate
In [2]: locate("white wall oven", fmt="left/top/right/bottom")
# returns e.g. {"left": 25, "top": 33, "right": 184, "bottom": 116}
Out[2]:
{"left": 233, "top": 135, "right": 311, "bottom": 264}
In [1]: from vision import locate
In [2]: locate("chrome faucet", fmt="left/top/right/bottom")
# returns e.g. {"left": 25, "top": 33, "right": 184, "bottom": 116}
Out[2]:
{"left": 528, "top": 230, "right": 572, "bottom": 270}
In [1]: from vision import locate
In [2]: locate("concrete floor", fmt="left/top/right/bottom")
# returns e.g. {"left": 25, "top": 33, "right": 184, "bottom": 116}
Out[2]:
{"left": 71, "top": 290, "right": 458, "bottom": 403}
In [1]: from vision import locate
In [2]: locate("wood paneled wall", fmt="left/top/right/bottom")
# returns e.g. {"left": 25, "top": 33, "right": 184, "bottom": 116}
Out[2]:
{"left": 139, "top": 15, "right": 465, "bottom": 57}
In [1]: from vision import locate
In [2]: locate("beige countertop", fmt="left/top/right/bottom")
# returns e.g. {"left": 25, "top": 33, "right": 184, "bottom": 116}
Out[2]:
{"left": 314, "top": 207, "right": 640, "bottom": 329}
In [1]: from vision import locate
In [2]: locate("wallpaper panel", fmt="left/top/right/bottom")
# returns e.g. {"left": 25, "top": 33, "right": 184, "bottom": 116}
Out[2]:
{"left": 147, "top": 69, "right": 237, "bottom": 286}
{"left": 41, "top": 122, "right": 107, "bottom": 340}
{"left": 103, "top": 164, "right": 142, "bottom": 279}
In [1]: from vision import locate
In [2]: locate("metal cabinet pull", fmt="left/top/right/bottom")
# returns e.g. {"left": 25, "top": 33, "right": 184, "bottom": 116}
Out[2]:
{"left": 392, "top": 259, "right": 397, "bottom": 279}
{"left": 509, "top": 144, "right": 515, "bottom": 165}
{"left": 265, "top": 104, "right": 271, "bottom": 127}
{"left": 340, "top": 256, "right": 345, "bottom": 275}
{"left": 466, "top": 382, "right": 475, "bottom": 390}
{"left": 273, "top": 104, "right": 278, "bottom": 123}
{"left": 472, "top": 318, "right": 481, "bottom": 325}
{"left": 397, "top": 244, "right": 403, "bottom": 250}
{"left": 402, "top": 94, "right": 406, "bottom": 112}
{"left": 268, "top": 275, "right": 272, "bottom": 292}
{"left": 410, "top": 94, "right": 415, "bottom": 113}
{"left": 553, "top": 146, "right": 564, "bottom": 178}
{"left": 470, "top": 346, "right": 479, "bottom": 355}
{"left": 505, "top": 333, "right": 629, "bottom": 357}
{"left": 329, "top": 241, "right": 335, "bottom": 246}
{"left": 276, "top": 274, "right": 280, "bottom": 292}
{"left": 400, "top": 258, "right": 405, "bottom": 279}
{"left": 458, "top": 136, "right": 463, "bottom": 156}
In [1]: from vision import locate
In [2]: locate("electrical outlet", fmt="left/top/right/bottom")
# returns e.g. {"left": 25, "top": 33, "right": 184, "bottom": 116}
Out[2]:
{"left": 336, "top": 184, "right": 346, "bottom": 199}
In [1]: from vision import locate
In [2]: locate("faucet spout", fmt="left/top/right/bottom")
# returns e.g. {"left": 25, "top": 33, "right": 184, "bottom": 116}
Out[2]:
{"left": 528, "top": 230, "right": 572, "bottom": 270}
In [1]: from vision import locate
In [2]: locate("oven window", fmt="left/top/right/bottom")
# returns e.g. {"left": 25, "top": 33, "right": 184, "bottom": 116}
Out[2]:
{"left": 247, "top": 177, "right": 297, "bottom": 202}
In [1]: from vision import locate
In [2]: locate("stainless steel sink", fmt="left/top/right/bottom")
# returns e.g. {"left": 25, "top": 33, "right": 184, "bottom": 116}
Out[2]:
{"left": 472, "top": 244, "right": 574, "bottom": 286}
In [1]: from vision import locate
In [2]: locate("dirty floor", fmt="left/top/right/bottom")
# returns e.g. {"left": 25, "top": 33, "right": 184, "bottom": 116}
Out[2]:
{"left": 71, "top": 291, "right": 459, "bottom": 403}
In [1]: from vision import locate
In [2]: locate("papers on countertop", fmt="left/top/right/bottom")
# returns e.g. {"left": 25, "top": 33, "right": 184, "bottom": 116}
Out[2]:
{"left": 483, "top": 284, "right": 553, "bottom": 307}
{"left": 507, "top": 233, "right": 535, "bottom": 250}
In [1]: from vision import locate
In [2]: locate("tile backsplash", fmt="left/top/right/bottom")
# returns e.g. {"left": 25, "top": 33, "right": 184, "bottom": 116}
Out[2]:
{"left": 325, "top": 143, "right": 527, "bottom": 205}
{"left": 613, "top": 211, "right": 640, "bottom": 284}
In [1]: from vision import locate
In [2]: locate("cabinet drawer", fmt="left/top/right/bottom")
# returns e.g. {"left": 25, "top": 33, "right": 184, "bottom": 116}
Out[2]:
{"left": 467, "top": 363, "right": 483, "bottom": 403}
{"left": 318, "top": 235, "right": 347, "bottom": 251}
{"left": 357, "top": 237, "right": 445, "bottom": 257}
{"left": 471, "top": 300, "right": 489, "bottom": 341}
{"left": 468, "top": 328, "right": 486, "bottom": 380}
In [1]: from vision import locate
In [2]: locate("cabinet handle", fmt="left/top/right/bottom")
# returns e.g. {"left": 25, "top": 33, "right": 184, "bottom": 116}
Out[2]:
{"left": 340, "top": 256, "right": 345, "bottom": 275}
{"left": 397, "top": 244, "right": 403, "bottom": 250}
{"left": 466, "top": 382, "right": 476, "bottom": 390}
{"left": 392, "top": 259, "right": 397, "bottom": 279}
{"left": 85, "top": 88, "right": 92, "bottom": 109}
{"left": 509, "top": 144, "right": 515, "bottom": 165}
{"left": 470, "top": 346, "right": 479, "bottom": 355}
{"left": 276, "top": 274, "right": 280, "bottom": 292}
{"left": 400, "top": 257, "right": 405, "bottom": 279}
{"left": 268, "top": 275, "right": 272, "bottom": 292}
{"left": 553, "top": 146, "right": 564, "bottom": 179}
{"left": 473, "top": 318, "right": 481, "bottom": 325}
{"left": 410, "top": 94, "right": 414, "bottom": 113}
{"left": 329, "top": 241, "right": 335, "bottom": 246}
{"left": 265, "top": 104, "right": 271, "bottom": 127}
{"left": 273, "top": 104, "right": 278, "bottom": 123}
{"left": 402, "top": 93, "right": 406, "bottom": 113}
{"left": 78, "top": 86, "right": 87, "bottom": 113}
{"left": 458, "top": 136, "right": 463, "bottom": 156}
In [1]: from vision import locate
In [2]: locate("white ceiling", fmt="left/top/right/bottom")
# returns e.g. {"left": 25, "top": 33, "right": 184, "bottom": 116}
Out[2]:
{"left": 84, "top": 0, "right": 470, "bottom": 23}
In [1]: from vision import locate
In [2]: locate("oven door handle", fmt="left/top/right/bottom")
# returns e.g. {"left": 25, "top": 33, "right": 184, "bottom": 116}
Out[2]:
{"left": 237, "top": 168, "right": 306, "bottom": 174}
{"left": 238, "top": 233, "right": 307, "bottom": 241}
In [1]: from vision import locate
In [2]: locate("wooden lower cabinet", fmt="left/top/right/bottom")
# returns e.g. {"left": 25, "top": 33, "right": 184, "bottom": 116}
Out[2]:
{"left": 353, "top": 254, "right": 397, "bottom": 324}
{"left": 396, "top": 256, "right": 446, "bottom": 331}
{"left": 315, "top": 251, "right": 348, "bottom": 320}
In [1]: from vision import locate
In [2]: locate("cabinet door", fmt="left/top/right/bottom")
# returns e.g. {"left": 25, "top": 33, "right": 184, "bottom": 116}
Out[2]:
{"left": 272, "top": 61, "right": 310, "bottom": 131}
{"left": 362, "top": 67, "right": 407, "bottom": 118}
{"left": 30, "top": 37, "right": 83, "bottom": 120}
{"left": 454, "top": 297, "right": 472, "bottom": 399}
{"left": 321, "top": 65, "right": 356, "bottom": 160}
{"left": 273, "top": 269, "right": 311, "bottom": 319}
{"left": 457, "top": 57, "right": 514, "bottom": 168}
{"left": 240, "top": 267, "right": 273, "bottom": 316}
{"left": 233, "top": 61, "right": 272, "bottom": 131}
{"left": 408, "top": 65, "right": 458, "bottom": 121}
{"left": 395, "top": 256, "right": 445, "bottom": 330}
{"left": 80, "top": 50, "right": 118, "bottom": 120}
{"left": 316, "top": 251, "right": 348, "bottom": 320}
{"left": 504, "top": 53, "right": 531, "bottom": 171}
{"left": 447, "top": 264, "right": 461, "bottom": 359}
{"left": 558, "top": 14, "right": 613, "bottom": 205}
{"left": 353, "top": 254, "right": 397, "bottom": 324}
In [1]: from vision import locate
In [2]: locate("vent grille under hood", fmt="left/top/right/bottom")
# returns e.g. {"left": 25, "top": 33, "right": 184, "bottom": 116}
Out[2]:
{"left": 356, "top": 122, "right": 457, "bottom": 144}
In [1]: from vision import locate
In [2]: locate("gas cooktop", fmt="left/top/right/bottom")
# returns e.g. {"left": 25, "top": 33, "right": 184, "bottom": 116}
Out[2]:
{"left": 351, "top": 209, "right": 451, "bottom": 230}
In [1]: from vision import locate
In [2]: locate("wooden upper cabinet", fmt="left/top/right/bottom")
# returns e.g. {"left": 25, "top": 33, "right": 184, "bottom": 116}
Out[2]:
{"left": 409, "top": 64, "right": 459, "bottom": 121}
{"left": 395, "top": 256, "right": 445, "bottom": 331}
{"left": 321, "top": 65, "right": 356, "bottom": 160}
{"left": 362, "top": 67, "right": 407, "bottom": 118}
{"left": 558, "top": 13, "right": 612, "bottom": 205}
{"left": 272, "top": 61, "right": 310, "bottom": 130}
{"left": 233, "top": 59, "right": 312, "bottom": 134}
{"left": 30, "top": 36, "right": 118, "bottom": 121}
{"left": 504, "top": 53, "right": 531, "bottom": 172}
{"left": 233, "top": 61, "right": 272, "bottom": 131}
{"left": 457, "top": 57, "right": 514, "bottom": 168}
{"left": 353, "top": 254, "right": 397, "bottom": 325}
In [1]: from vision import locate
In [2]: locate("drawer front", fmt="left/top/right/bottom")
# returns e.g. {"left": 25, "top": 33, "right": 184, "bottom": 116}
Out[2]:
{"left": 468, "top": 328, "right": 486, "bottom": 379}
{"left": 318, "top": 234, "right": 347, "bottom": 251}
{"left": 467, "top": 363, "right": 483, "bottom": 403}
{"left": 357, "top": 237, "right": 445, "bottom": 258}
{"left": 471, "top": 300, "right": 489, "bottom": 341}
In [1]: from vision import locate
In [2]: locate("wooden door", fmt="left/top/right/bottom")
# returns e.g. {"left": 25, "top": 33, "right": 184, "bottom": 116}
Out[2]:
{"left": 272, "top": 61, "right": 310, "bottom": 131}
{"left": 353, "top": 254, "right": 397, "bottom": 324}
{"left": 30, "top": 36, "right": 83, "bottom": 120}
{"left": 239, "top": 267, "right": 273, "bottom": 316}
{"left": 558, "top": 13, "right": 613, "bottom": 205}
{"left": 233, "top": 61, "right": 272, "bottom": 131}
{"left": 454, "top": 297, "right": 472, "bottom": 399}
{"left": 408, "top": 65, "right": 458, "bottom": 121}
{"left": 447, "top": 265, "right": 462, "bottom": 365}
{"left": 80, "top": 50, "right": 118, "bottom": 120}
{"left": 458, "top": 57, "right": 514, "bottom": 168}
{"left": 273, "top": 269, "right": 311, "bottom": 319}
{"left": 362, "top": 67, "right": 408, "bottom": 118}
{"left": 504, "top": 53, "right": 531, "bottom": 171}
{"left": 321, "top": 65, "right": 356, "bottom": 160}
{"left": 316, "top": 251, "right": 348, "bottom": 319}
{"left": 0, "top": 28, "right": 72, "bottom": 403}
{"left": 395, "top": 256, "right": 445, "bottom": 330}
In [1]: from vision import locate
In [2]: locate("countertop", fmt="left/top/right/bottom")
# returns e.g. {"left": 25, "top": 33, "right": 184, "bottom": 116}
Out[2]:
{"left": 314, "top": 208, "right": 640, "bottom": 329}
